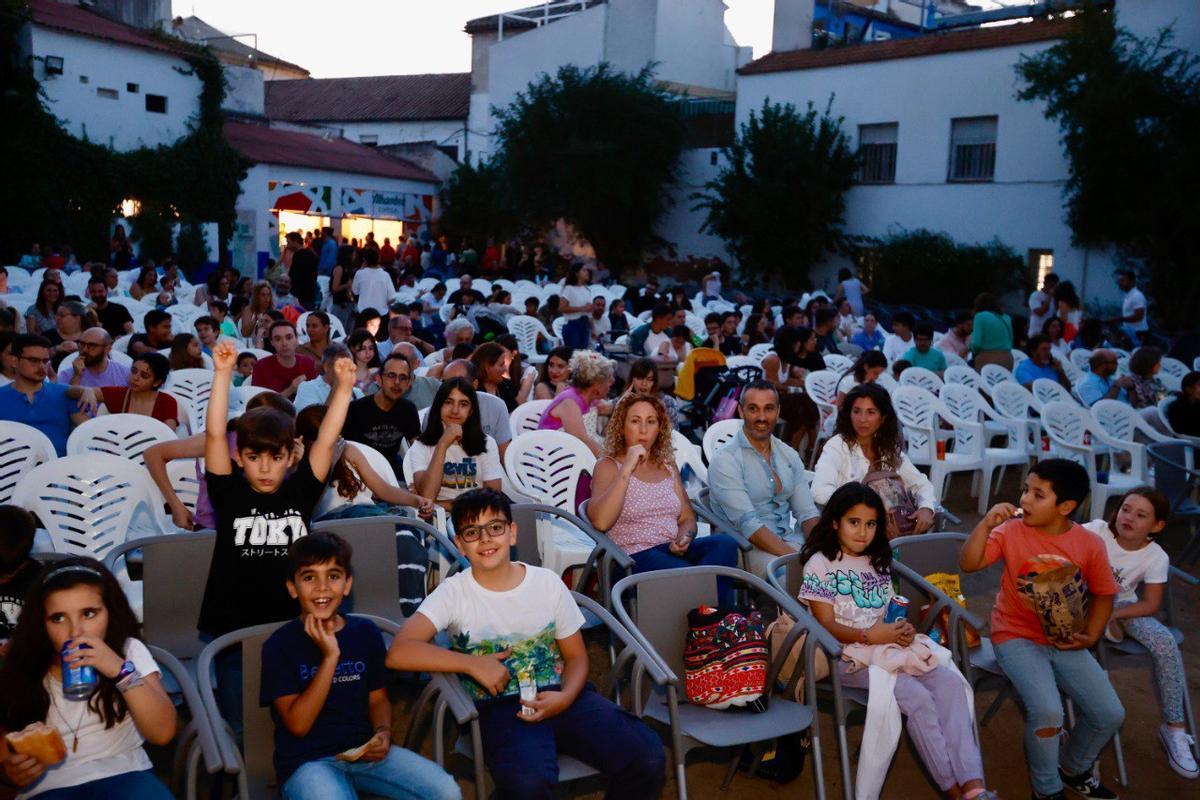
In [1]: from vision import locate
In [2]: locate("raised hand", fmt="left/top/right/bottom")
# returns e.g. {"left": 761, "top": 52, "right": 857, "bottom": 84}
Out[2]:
{"left": 441, "top": 422, "right": 464, "bottom": 447}
{"left": 982, "top": 502, "right": 1020, "bottom": 529}
{"left": 332, "top": 356, "right": 357, "bottom": 391}
{"left": 63, "top": 635, "right": 125, "bottom": 679}
{"left": 211, "top": 340, "right": 238, "bottom": 373}
{"left": 623, "top": 444, "right": 647, "bottom": 473}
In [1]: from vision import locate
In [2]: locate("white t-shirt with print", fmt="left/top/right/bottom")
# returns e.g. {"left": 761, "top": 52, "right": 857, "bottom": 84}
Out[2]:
{"left": 799, "top": 551, "right": 892, "bottom": 629}
{"left": 406, "top": 436, "right": 502, "bottom": 501}
{"left": 1082, "top": 520, "right": 1169, "bottom": 604}
{"left": 28, "top": 638, "right": 160, "bottom": 797}
{"left": 1122, "top": 288, "right": 1148, "bottom": 332}
{"left": 416, "top": 564, "right": 586, "bottom": 701}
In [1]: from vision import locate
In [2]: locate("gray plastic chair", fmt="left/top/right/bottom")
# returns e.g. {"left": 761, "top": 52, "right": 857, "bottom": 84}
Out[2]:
{"left": 1147, "top": 441, "right": 1200, "bottom": 565}
{"left": 404, "top": 591, "right": 675, "bottom": 800}
{"left": 196, "top": 614, "right": 402, "bottom": 798}
{"left": 511, "top": 501, "right": 635, "bottom": 601}
{"left": 611, "top": 565, "right": 840, "bottom": 800}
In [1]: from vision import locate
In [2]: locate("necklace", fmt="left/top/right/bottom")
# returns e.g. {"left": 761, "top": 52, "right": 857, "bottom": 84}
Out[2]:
{"left": 49, "top": 683, "right": 89, "bottom": 753}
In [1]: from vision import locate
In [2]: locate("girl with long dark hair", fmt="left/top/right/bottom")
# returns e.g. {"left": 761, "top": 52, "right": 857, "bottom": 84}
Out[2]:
{"left": 0, "top": 558, "right": 176, "bottom": 797}
{"left": 758, "top": 325, "right": 824, "bottom": 451}
{"left": 346, "top": 328, "right": 381, "bottom": 394}
{"left": 25, "top": 280, "right": 62, "bottom": 335}
{"left": 799, "top": 483, "right": 991, "bottom": 800}
{"left": 534, "top": 346, "right": 574, "bottom": 400}
{"left": 409, "top": 377, "right": 503, "bottom": 509}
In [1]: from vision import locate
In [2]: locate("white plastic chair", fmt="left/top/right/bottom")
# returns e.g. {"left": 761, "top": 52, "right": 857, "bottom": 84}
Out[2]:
{"left": 1069, "top": 349, "right": 1093, "bottom": 372}
{"left": 980, "top": 363, "right": 1016, "bottom": 393}
{"left": 1031, "top": 377, "right": 1077, "bottom": 412}
{"left": 747, "top": 343, "right": 774, "bottom": 364}
{"left": 898, "top": 366, "right": 944, "bottom": 394}
{"left": 551, "top": 316, "right": 567, "bottom": 342}
{"left": 511, "top": 399, "right": 553, "bottom": 437}
{"left": 892, "top": 386, "right": 986, "bottom": 502}
{"left": 1040, "top": 401, "right": 1143, "bottom": 518}
{"left": 822, "top": 354, "right": 854, "bottom": 374}
{"left": 804, "top": 369, "right": 841, "bottom": 458}
{"left": 113, "top": 333, "right": 133, "bottom": 354}
{"left": 66, "top": 414, "right": 178, "bottom": 466}
{"left": 701, "top": 418, "right": 742, "bottom": 464}
{"left": 502, "top": 430, "right": 597, "bottom": 577}
{"left": 1059, "top": 356, "right": 1085, "bottom": 386}
{"left": 671, "top": 430, "right": 707, "bottom": 491}
{"left": 944, "top": 365, "right": 982, "bottom": 392}
{"left": 507, "top": 315, "right": 553, "bottom": 365}
{"left": 940, "top": 384, "right": 1033, "bottom": 512}
{"left": 1011, "top": 349, "right": 1029, "bottom": 367}
{"left": 723, "top": 355, "right": 759, "bottom": 370}
{"left": 10, "top": 454, "right": 167, "bottom": 558}
{"left": 1090, "top": 399, "right": 1183, "bottom": 478}
{"left": 943, "top": 351, "right": 968, "bottom": 369}
{"left": 0, "top": 421, "right": 57, "bottom": 504}
{"left": 164, "top": 369, "right": 217, "bottom": 433}
{"left": 165, "top": 459, "right": 202, "bottom": 520}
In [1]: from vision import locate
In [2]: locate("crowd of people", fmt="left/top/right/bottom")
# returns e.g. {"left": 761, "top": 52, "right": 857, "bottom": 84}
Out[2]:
{"left": 0, "top": 232, "right": 1197, "bottom": 800}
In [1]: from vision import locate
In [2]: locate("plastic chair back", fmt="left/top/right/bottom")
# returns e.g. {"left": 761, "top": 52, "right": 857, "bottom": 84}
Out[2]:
{"left": 1148, "top": 441, "right": 1197, "bottom": 512}
{"left": 944, "top": 365, "right": 981, "bottom": 392}
{"left": 0, "top": 421, "right": 57, "bottom": 504}
{"left": 503, "top": 430, "right": 596, "bottom": 511}
{"left": 507, "top": 315, "right": 552, "bottom": 359}
{"left": 1091, "top": 399, "right": 1160, "bottom": 446}
{"left": 804, "top": 369, "right": 841, "bottom": 406}
{"left": 889, "top": 532, "right": 969, "bottom": 578}
{"left": 627, "top": 569, "right": 719, "bottom": 676}
{"left": 892, "top": 386, "right": 939, "bottom": 462}
{"left": 671, "top": 430, "right": 707, "bottom": 488}
{"left": 701, "top": 418, "right": 742, "bottom": 464}
{"left": 980, "top": 363, "right": 1015, "bottom": 391}
{"left": 992, "top": 381, "right": 1036, "bottom": 421}
{"left": 296, "top": 311, "right": 347, "bottom": 342}
{"left": 1031, "top": 378, "right": 1075, "bottom": 411}
{"left": 746, "top": 343, "right": 774, "bottom": 364}
{"left": 899, "top": 366, "right": 944, "bottom": 394}
{"left": 1069, "top": 349, "right": 1093, "bottom": 372}
{"left": 12, "top": 455, "right": 165, "bottom": 558}
{"left": 510, "top": 399, "right": 553, "bottom": 436}
{"left": 312, "top": 515, "right": 405, "bottom": 619}
{"left": 66, "top": 413, "right": 178, "bottom": 466}
{"left": 165, "top": 368, "right": 217, "bottom": 432}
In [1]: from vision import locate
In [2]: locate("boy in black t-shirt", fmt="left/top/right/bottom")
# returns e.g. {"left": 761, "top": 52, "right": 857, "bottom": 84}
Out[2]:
{"left": 0, "top": 505, "right": 38, "bottom": 658}
{"left": 260, "top": 533, "right": 459, "bottom": 800}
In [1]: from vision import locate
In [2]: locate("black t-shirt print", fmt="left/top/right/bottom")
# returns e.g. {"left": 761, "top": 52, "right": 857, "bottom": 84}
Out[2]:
{"left": 341, "top": 395, "right": 420, "bottom": 467}
{"left": 0, "top": 560, "right": 40, "bottom": 643}
{"left": 197, "top": 461, "right": 325, "bottom": 637}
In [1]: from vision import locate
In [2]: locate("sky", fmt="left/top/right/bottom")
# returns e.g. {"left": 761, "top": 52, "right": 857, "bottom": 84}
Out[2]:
{"left": 173, "top": 0, "right": 777, "bottom": 78}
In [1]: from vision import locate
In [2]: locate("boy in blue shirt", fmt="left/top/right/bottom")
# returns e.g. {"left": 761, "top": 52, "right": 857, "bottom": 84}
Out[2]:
{"left": 260, "top": 532, "right": 460, "bottom": 800}
{"left": 901, "top": 322, "right": 948, "bottom": 375}
{"left": 387, "top": 488, "right": 665, "bottom": 799}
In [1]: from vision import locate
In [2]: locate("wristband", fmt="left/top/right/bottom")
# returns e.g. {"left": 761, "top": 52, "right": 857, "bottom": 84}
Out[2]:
{"left": 116, "top": 667, "right": 144, "bottom": 693}
{"left": 859, "top": 628, "right": 869, "bottom": 645}
{"left": 114, "top": 660, "right": 136, "bottom": 683}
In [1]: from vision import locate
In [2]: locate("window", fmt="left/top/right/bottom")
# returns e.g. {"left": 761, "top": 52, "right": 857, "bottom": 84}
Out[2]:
{"left": 79, "top": 75, "right": 89, "bottom": 84}
{"left": 145, "top": 94, "right": 167, "bottom": 114}
{"left": 359, "top": 134, "right": 379, "bottom": 147}
{"left": 948, "top": 116, "right": 997, "bottom": 182}
{"left": 1027, "top": 249, "right": 1054, "bottom": 291}
{"left": 96, "top": 87, "right": 118, "bottom": 100}
{"left": 127, "top": 82, "right": 139, "bottom": 93}
{"left": 858, "top": 123, "right": 898, "bottom": 184}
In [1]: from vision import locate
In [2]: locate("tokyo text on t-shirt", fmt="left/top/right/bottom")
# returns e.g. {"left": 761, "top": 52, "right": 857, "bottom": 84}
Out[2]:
{"left": 799, "top": 550, "right": 892, "bottom": 630}
{"left": 983, "top": 518, "right": 1120, "bottom": 645}
{"left": 259, "top": 616, "right": 387, "bottom": 784}
{"left": 405, "top": 437, "right": 503, "bottom": 502}
{"left": 1082, "top": 520, "right": 1169, "bottom": 605}
{"left": 416, "top": 564, "right": 585, "bottom": 702}
{"left": 197, "top": 461, "right": 325, "bottom": 637}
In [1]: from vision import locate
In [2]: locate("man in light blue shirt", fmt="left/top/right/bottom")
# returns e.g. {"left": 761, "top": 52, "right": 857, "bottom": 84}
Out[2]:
{"left": 707, "top": 380, "right": 819, "bottom": 576}
{"left": 294, "top": 343, "right": 364, "bottom": 411}
{"left": 1076, "top": 349, "right": 1134, "bottom": 407}
{"left": 1013, "top": 335, "right": 1071, "bottom": 390}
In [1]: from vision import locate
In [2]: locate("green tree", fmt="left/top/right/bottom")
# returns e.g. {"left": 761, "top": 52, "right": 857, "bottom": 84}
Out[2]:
{"left": 437, "top": 158, "right": 520, "bottom": 245}
{"left": 693, "top": 98, "right": 858, "bottom": 289}
{"left": 1016, "top": 6, "right": 1200, "bottom": 331}
{"left": 493, "top": 63, "right": 687, "bottom": 270}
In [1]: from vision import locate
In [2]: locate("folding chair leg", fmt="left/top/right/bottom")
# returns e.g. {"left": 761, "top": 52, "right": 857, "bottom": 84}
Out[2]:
{"left": 810, "top": 720, "right": 827, "bottom": 800}
{"left": 837, "top": 719, "right": 853, "bottom": 800}
{"left": 980, "top": 684, "right": 1011, "bottom": 727}
{"left": 720, "top": 746, "right": 744, "bottom": 789}
{"left": 977, "top": 468, "right": 995, "bottom": 516}
{"left": 1182, "top": 679, "right": 1200, "bottom": 761}
{"left": 1111, "top": 727, "right": 1128, "bottom": 786}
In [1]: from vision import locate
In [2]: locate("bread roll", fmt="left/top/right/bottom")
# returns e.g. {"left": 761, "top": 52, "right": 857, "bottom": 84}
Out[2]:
{"left": 5, "top": 722, "right": 67, "bottom": 766}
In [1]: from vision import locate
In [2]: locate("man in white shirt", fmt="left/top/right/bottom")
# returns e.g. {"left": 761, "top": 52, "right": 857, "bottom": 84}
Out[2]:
{"left": 588, "top": 296, "right": 611, "bottom": 347}
{"left": 350, "top": 247, "right": 394, "bottom": 315}
{"left": 1109, "top": 269, "right": 1149, "bottom": 346}
{"left": 882, "top": 311, "right": 915, "bottom": 364}
{"left": 1027, "top": 272, "right": 1059, "bottom": 339}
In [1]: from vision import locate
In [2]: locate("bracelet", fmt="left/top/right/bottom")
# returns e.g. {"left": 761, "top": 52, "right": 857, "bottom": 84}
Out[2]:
{"left": 859, "top": 628, "right": 870, "bottom": 645}
{"left": 116, "top": 669, "right": 144, "bottom": 693}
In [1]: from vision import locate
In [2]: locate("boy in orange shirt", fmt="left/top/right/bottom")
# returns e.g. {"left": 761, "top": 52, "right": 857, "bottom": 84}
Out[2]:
{"left": 962, "top": 459, "right": 1124, "bottom": 800}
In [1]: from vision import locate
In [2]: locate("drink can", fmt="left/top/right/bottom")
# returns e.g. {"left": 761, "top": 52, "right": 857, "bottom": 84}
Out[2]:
{"left": 1083, "top": 430, "right": 1092, "bottom": 446}
{"left": 936, "top": 440, "right": 946, "bottom": 460}
{"left": 61, "top": 641, "right": 98, "bottom": 700}
{"left": 1041, "top": 435, "right": 1050, "bottom": 453}
{"left": 518, "top": 670, "right": 537, "bottom": 718}
{"left": 884, "top": 595, "right": 909, "bottom": 624}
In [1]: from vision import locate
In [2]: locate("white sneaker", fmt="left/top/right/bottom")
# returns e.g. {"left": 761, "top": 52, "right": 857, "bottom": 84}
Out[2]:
{"left": 1159, "top": 724, "right": 1199, "bottom": 779}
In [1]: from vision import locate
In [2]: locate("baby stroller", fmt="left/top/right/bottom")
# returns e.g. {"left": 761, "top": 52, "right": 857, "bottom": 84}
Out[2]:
{"left": 681, "top": 364, "right": 764, "bottom": 435}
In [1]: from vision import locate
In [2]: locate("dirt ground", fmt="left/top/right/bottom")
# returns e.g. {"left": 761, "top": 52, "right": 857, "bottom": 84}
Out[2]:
{"left": 392, "top": 467, "right": 1200, "bottom": 800}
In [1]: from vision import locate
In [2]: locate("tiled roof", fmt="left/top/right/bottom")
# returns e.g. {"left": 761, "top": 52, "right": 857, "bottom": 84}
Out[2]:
{"left": 265, "top": 74, "right": 470, "bottom": 123}
{"left": 171, "top": 16, "right": 309, "bottom": 77}
{"left": 739, "top": 16, "right": 1077, "bottom": 75}
{"left": 28, "top": 0, "right": 193, "bottom": 58}
{"left": 224, "top": 122, "right": 438, "bottom": 184}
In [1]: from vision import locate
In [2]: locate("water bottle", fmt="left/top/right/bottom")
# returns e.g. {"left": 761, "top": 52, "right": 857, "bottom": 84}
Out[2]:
{"left": 61, "top": 641, "right": 98, "bottom": 700}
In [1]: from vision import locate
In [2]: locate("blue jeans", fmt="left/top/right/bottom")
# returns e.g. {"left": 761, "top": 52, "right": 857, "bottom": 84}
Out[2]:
{"left": 994, "top": 638, "right": 1125, "bottom": 797}
{"left": 630, "top": 535, "right": 740, "bottom": 608}
{"left": 561, "top": 317, "right": 590, "bottom": 350}
{"left": 35, "top": 769, "right": 172, "bottom": 799}
{"left": 477, "top": 685, "right": 664, "bottom": 800}
{"left": 282, "top": 746, "right": 460, "bottom": 800}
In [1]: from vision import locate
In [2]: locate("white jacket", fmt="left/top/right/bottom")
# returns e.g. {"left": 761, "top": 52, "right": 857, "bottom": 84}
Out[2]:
{"left": 811, "top": 436, "right": 937, "bottom": 510}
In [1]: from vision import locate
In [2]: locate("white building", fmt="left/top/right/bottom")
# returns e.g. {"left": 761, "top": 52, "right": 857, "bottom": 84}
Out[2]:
{"left": 19, "top": 0, "right": 202, "bottom": 152}
{"left": 264, "top": 74, "right": 470, "bottom": 161}
{"left": 464, "top": 0, "right": 752, "bottom": 162}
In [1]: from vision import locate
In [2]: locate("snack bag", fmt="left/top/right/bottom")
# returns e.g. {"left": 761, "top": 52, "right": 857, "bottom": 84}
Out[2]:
{"left": 1015, "top": 555, "right": 1088, "bottom": 644}
{"left": 923, "top": 572, "right": 981, "bottom": 648}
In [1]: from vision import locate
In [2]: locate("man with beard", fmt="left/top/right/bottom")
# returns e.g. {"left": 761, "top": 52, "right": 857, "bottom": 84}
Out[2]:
{"left": 706, "top": 380, "right": 820, "bottom": 576}
{"left": 341, "top": 351, "right": 421, "bottom": 474}
{"left": 56, "top": 327, "right": 129, "bottom": 388}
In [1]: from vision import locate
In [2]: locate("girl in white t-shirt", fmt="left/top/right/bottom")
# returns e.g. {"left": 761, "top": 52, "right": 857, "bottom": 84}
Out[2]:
{"left": 409, "top": 377, "right": 503, "bottom": 510}
{"left": 0, "top": 558, "right": 176, "bottom": 798}
{"left": 1083, "top": 489, "right": 1197, "bottom": 778}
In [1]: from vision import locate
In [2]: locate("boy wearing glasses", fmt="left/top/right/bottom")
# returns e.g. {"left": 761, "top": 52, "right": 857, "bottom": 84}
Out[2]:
{"left": 0, "top": 334, "right": 99, "bottom": 455}
{"left": 342, "top": 352, "right": 420, "bottom": 473}
{"left": 387, "top": 488, "right": 665, "bottom": 799}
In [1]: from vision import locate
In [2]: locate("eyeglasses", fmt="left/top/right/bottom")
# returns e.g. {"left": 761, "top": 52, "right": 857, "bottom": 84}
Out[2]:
{"left": 381, "top": 372, "right": 411, "bottom": 382}
{"left": 19, "top": 356, "right": 51, "bottom": 365}
{"left": 456, "top": 520, "right": 509, "bottom": 543}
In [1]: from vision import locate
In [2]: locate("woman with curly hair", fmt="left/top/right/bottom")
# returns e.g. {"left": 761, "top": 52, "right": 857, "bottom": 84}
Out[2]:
{"left": 811, "top": 383, "right": 937, "bottom": 538}
{"left": 537, "top": 350, "right": 613, "bottom": 456}
{"left": 587, "top": 393, "right": 738, "bottom": 604}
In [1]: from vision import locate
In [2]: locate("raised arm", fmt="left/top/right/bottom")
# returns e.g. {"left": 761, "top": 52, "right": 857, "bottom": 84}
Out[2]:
{"left": 206, "top": 341, "right": 237, "bottom": 475}
{"left": 345, "top": 445, "right": 433, "bottom": 517}
{"left": 143, "top": 434, "right": 206, "bottom": 529}
{"left": 961, "top": 503, "right": 1017, "bottom": 572}
{"left": 307, "top": 356, "right": 355, "bottom": 482}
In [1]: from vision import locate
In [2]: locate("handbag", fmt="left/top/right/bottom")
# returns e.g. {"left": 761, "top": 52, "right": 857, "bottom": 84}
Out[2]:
{"left": 711, "top": 387, "right": 741, "bottom": 424}
{"left": 683, "top": 606, "right": 768, "bottom": 710}
{"left": 862, "top": 469, "right": 919, "bottom": 539}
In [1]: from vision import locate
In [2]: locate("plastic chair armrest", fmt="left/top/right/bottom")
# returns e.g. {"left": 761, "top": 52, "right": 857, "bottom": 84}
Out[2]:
{"left": 890, "top": 561, "right": 985, "bottom": 630}
{"left": 571, "top": 591, "right": 672, "bottom": 685}
{"left": 690, "top": 500, "right": 753, "bottom": 552}
{"left": 147, "top": 645, "right": 223, "bottom": 775}
{"left": 523, "top": 502, "right": 635, "bottom": 570}
{"left": 1170, "top": 566, "right": 1200, "bottom": 586}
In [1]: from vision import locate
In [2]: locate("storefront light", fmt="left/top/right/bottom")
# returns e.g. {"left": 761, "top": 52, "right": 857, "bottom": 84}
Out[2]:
{"left": 119, "top": 198, "right": 141, "bottom": 217}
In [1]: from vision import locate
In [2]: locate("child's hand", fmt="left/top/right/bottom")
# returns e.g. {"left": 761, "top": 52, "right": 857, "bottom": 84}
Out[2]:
{"left": 211, "top": 341, "right": 238, "bottom": 373}
{"left": 470, "top": 648, "right": 512, "bottom": 696}
{"left": 2, "top": 752, "right": 46, "bottom": 788}
{"left": 1053, "top": 631, "right": 1097, "bottom": 651}
{"left": 982, "top": 503, "right": 1020, "bottom": 529}
{"left": 332, "top": 356, "right": 356, "bottom": 391}
{"left": 440, "top": 422, "right": 463, "bottom": 447}
{"left": 63, "top": 635, "right": 125, "bottom": 679}
{"left": 359, "top": 730, "right": 390, "bottom": 762}
{"left": 868, "top": 620, "right": 913, "bottom": 646}
{"left": 304, "top": 615, "right": 340, "bottom": 661}
{"left": 518, "top": 689, "right": 571, "bottom": 723}
{"left": 415, "top": 496, "right": 434, "bottom": 519}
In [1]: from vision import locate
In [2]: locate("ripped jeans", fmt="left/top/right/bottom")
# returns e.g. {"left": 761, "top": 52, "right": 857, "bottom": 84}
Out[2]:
{"left": 994, "top": 638, "right": 1125, "bottom": 797}
{"left": 1114, "top": 600, "right": 1186, "bottom": 724}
